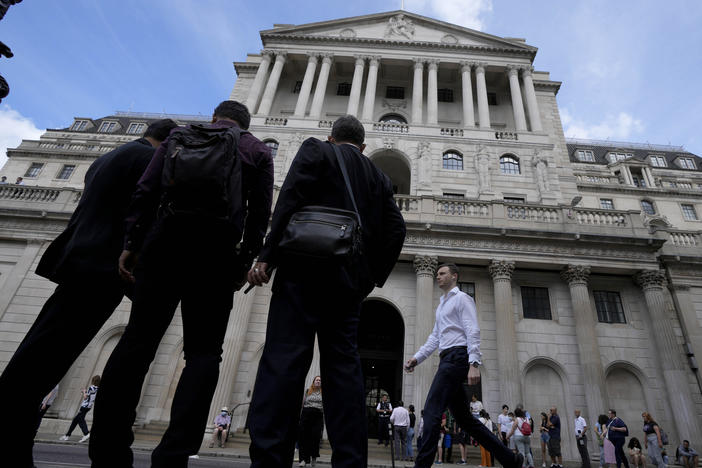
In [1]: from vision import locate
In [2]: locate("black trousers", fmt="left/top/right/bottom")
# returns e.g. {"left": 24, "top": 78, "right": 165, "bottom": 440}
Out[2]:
{"left": 612, "top": 438, "right": 630, "bottom": 468}
{"left": 298, "top": 407, "right": 323, "bottom": 463}
{"left": 88, "top": 219, "right": 237, "bottom": 468}
{"left": 378, "top": 417, "right": 391, "bottom": 444}
{"left": 67, "top": 407, "right": 91, "bottom": 436}
{"left": 577, "top": 436, "right": 591, "bottom": 468}
{"left": 0, "top": 278, "right": 124, "bottom": 468}
{"left": 248, "top": 267, "right": 368, "bottom": 468}
{"left": 414, "top": 348, "right": 516, "bottom": 468}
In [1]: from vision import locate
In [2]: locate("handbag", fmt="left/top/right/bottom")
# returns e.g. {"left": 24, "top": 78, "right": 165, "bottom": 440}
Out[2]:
{"left": 278, "top": 143, "right": 363, "bottom": 259}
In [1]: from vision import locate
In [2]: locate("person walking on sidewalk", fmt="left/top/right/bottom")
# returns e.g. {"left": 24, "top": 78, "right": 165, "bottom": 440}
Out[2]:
{"left": 390, "top": 400, "right": 410, "bottom": 461}
{"left": 574, "top": 409, "right": 591, "bottom": 468}
{"left": 405, "top": 263, "right": 524, "bottom": 468}
{"left": 60, "top": 375, "right": 99, "bottom": 442}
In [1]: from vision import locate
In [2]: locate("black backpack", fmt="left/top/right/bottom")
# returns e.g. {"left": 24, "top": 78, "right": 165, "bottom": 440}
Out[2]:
{"left": 160, "top": 124, "right": 244, "bottom": 233}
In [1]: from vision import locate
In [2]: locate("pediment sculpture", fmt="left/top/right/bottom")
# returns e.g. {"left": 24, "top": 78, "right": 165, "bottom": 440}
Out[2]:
{"left": 385, "top": 14, "right": 415, "bottom": 40}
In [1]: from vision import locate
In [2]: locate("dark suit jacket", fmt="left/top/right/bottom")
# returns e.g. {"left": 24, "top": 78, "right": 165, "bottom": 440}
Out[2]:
{"left": 36, "top": 138, "right": 156, "bottom": 283}
{"left": 258, "top": 138, "right": 406, "bottom": 295}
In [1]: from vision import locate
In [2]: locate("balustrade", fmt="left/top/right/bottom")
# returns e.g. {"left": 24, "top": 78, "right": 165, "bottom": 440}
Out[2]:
{"left": 495, "top": 131, "right": 518, "bottom": 140}
{"left": 575, "top": 208, "right": 627, "bottom": 226}
{"left": 436, "top": 200, "right": 490, "bottom": 217}
{"left": 394, "top": 195, "right": 419, "bottom": 212}
{"left": 372, "top": 122, "right": 409, "bottom": 133}
{"left": 264, "top": 117, "right": 288, "bottom": 126}
{"left": 0, "top": 185, "right": 61, "bottom": 202}
{"left": 440, "top": 127, "right": 464, "bottom": 137}
{"left": 669, "top": 231, "right": 699, "bottom": 247}
{"left": 506, "top": 204, "right": 560, "bottom": 222}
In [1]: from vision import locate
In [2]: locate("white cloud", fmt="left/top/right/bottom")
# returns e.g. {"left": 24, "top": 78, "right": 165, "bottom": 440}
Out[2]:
{"left": 0, "top": 106, "right": 44, "bottom": 170}
{"left": 561, "top": 108, "right": 644, "bottom": 141}
{"left": 405, "top": 0, "right": 493, "bottom": 30}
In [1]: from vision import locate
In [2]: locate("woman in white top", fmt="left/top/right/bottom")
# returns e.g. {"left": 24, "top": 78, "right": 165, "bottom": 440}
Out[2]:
{"left": 298, "top": 376, "right": 323, "bottom": 467}
{"left": 507, "top": 408, "right": 534, "bottom": 468}
{"left": 470, "top": 395, "right": 484, "bottom": 418}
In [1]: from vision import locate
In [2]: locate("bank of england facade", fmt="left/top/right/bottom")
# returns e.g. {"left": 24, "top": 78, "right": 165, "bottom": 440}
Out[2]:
{"left": 1, "top": 11, "right": 701, "bottom": 456}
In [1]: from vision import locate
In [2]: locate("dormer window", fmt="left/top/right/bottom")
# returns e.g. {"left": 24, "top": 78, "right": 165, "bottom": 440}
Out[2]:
{"left": 678, "top": 158, "right": 697, "bottom": 170}
{"left": 127, "top": 123, "right": 146, "bottom": 135}
{"left": 71, "top": 120, "right": 89, "bottom": 131}
{"left": 98, "top": 121, "right": 119, "bottom": 133}
{"left": 576, "top": 150, "right": 595, "bottom": 162}
{"left": 607, "top": 152, "right": 633, "bottom": 163}
{"left": 649, "top": 155, "right": 667, "bottom": 167}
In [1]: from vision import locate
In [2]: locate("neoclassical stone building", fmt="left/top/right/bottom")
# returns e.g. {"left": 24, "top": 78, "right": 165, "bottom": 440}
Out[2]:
{"left": 1, "top": 11, "right": 701, "bottom": 457}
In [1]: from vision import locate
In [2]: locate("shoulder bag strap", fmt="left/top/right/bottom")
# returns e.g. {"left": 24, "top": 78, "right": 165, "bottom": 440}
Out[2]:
{"left": 330, "top": 143, "right": 363, "bottom": 229}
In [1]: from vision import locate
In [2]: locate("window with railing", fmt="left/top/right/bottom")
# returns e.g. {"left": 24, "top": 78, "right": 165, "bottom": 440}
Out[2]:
{"left": 56, "top": 164, "right": 76, "bottom": 180}
{"left": 500, "top": 155, "right": 520, "bottom": 174}
{"left": 379, "top": 114, "right": 407, "bottom": 124}
{"left": 521, "top": 287, "right": 552, "bottom": 320}
{"left": 600, "top": 199, "right": 614, "bottom": 210}
{"left": 594, "top": 291, "right": 626, "bottom": 323}
{"left": 24, "top": 162, "right": 44, "bottom": 178}
{"left": 442, "top": 151, "right": 463, "bottom": 170}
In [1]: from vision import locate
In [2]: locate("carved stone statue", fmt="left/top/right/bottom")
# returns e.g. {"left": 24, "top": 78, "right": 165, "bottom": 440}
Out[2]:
{"left": 533, "top": 158, "right": 550, "bottom": 193}
{"left": 475, "top": 147, "right": 491, "bottom": 193}
{"left": 385, "top": 14, "right": 415, "bottom": 40}
{"left": 417, "top": 141, "right": 431, "bottom": 188}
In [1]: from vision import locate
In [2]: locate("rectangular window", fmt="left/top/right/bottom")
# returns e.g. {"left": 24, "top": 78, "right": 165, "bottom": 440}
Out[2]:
{"left": 459, "top": 282, "right": 476, "bottom": 300}
{"left": 126, "top": 123, "right": 146, "bottom": 134}
{"left": 600, "top": 199, "right": 614, "bottom": 210}
{"left": 24, "top": 162, "right": 44, "bottom": 178}
{"left": 71, "top": 120, "right": 88, "bottom": 131}
{"left": 682, "top": 204, "right": 699, "bottom": 221}
{"left": 56, "top": 164, "right": 75, "bottom": 180}
{"left": 292, "top": 80, "right": 302, "bottom": 94}
{"left": 442, "top": 192, "right": 465, "bottom": 198}
{"left": 632, "top": 175, "right": 646, "bottom": 187}
{"left": 487, "top": 92, "right": 498, "bottom": 106}
{"left": 679, "top": 158, "right": 696, "bottom": 170}
{"left": 650, "top": 155, "right": 666, "bottom": 167}
{"left": 336, "top": 82, "right": 352, "bottom": 96}
{"left": 98, "top": 121, "right": 118, "bottom": 133}
{"left": 385, "top": 86, "right": 405, "bottom": 99}
{"left": 521, "top": 287, "right": 552, "bottom": 320}
{"left": 438, "top": 88, "right": 454, "bottom": 102}
{"left": 577, "top": 150, "right": 595, "bottom": 162}
{"left": 594, "top": 291, "right": 626, "bottom": 324}
{"left": 608, "top": 152, "right": 633, "bottom": 163}
{"left": 504, "top": 197, "right": 525, "bottom": 204}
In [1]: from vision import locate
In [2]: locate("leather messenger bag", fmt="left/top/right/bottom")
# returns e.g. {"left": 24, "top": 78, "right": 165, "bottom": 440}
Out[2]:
{"left": 278, "top": 143, "right": 363, "bottom": 259}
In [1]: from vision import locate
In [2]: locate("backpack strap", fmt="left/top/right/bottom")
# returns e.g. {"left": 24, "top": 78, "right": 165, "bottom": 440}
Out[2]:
{"left": 330, "top": 143, "right": 363, "bottom": 229}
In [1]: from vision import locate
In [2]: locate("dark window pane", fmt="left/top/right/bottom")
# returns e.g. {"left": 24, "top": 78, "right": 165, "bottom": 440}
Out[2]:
{"left": 292, "top": 81, "right": 302, "bottom": 93}
{"left": 337, "top": 82, "right": 351, "bottom": 96}
{"left": 443, "top": 151, "right": 463, "bottom": 170}
{"left": 386, "top": 86, "right": 405, "bottom": 99}
{"left": 594, "top": 291, "right": 626, "bottom": 324}
{"left": 438, "top": 88, "right": 454, "bottom": 102}
{"left": 521, "top": 287, "right": 552, "bottom": 320}
{"left": 487, "top": 92, "right": 498, "bottom": 105}
{"left": 459, "top": 282, "right": 475, "bottom": 300}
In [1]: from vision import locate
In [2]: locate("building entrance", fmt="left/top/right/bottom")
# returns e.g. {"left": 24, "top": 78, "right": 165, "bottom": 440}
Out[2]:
{"left": 359, "top": 299, "right": 404, "bottom": 439}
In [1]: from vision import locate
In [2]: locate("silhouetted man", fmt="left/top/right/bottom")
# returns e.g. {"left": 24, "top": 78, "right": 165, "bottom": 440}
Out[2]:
{"left": 0, "top": 119, "right": 178, "bottom": 468}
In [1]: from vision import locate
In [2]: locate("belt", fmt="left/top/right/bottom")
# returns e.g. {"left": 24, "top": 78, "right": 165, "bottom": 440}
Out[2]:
{"left": 439, "top": 346, "right": 467, "bottom": 359}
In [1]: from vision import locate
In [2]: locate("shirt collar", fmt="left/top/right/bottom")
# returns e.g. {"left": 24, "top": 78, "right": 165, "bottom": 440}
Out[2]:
{"left": 440, "top": 286, "right": 460, "bottom": 303}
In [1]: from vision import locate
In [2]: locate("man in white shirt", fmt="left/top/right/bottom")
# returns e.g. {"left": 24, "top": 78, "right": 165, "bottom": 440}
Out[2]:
{"left": 498, "top": 405, "right": 512, "bottom": 445}
{"left": 406, "top": 263, "right": 523, "bottom": 468}
{"left": 574, "top": 410, "right": 590, "bottom": 468}
{"left": 376, "top": 394, "right": 393, "bottom": 446}
{"left": 390, "top": 400, "right": 410, "bottom": 461}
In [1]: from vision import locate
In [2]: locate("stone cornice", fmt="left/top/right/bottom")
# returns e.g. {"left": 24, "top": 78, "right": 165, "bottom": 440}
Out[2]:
{"left": 576, "top": 183, "right": 702, "bottom": 199}
{"left": 260, "top": 33, "right": 536, "bottom": 58}
{"left": 533, "top": 80, "right": 561, "bottom": 93}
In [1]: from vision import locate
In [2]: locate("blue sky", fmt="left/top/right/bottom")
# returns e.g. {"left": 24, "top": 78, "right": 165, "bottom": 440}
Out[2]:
{"left": 1, "top": 0, "right": 701, "bottom": 166}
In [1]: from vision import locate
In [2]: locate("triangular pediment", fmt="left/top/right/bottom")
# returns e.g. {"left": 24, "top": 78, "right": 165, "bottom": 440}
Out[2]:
{"left": 261, "top": 10, "right": 535, "bottom": 52}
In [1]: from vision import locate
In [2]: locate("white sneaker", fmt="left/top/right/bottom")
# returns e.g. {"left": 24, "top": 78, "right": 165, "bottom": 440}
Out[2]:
{"left": 79, "top": 433, "right": 90, "bottom": 443}
{"left": 299, "top": 462, "right": 306, "bottom": 467}
{"left": 59, "top": 435, "right": 69, "bottom": 441}
{"left": 189, "top": 455, "right": 200, "bottom": 459}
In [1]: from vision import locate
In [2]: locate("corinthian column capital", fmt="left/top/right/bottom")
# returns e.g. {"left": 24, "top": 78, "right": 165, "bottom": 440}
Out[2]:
{"left": 412, "top": 57, "right": 425, "bottom": 68}
{"left": 488, "top": 260, "right": 515, "bottom": 281}
{"left": 561, "top": 264, "right": 591, "bottom": 286}
{"left": 414, "top": 255, "right": 438, "bottom": 277}
{"left": 506, "top": 64, "right": 520, "bottom": 77}
{"left": 459, "top": 61, "right": 473, "bottom": 73}
{"left": 521, "top": 65, "right": 535, "bottom": 77}
{"left": 635, "top": 270, "right": 667, "bottom": 291}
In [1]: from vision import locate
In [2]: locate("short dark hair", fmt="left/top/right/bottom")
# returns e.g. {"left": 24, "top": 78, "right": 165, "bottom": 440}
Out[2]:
{"left": 213, "top": 100, "right": 250, "bottom": 129}
{"left": 409, "top": 405, "right": 415, "bottom": 412}
{"left": 598, "top": 414, "right": 609, "bottom": 425}
{"left": 684, "top": 440, "right": 690, "bottom": 444}
{"left": 515, "top": 408, "right": 525, "bottom": 418}
{"left": 503, "top": 405, "right": 509, "bottom": 410}
{"left": 91, "top": 375, "right": 101, "bottom": 386}
{"left": 438, "top": 263, "right": 459, "bottom": 280}
{"left": 144, "top": 119, "right": 178, "bottom": 142}
{"left": 331, "top": 115, "right": 365, "bottom": 146}
{"left": 398, "top": 400, "right": 404, "bottom": 407}
{"left": 609, "top": 409, "right": 617, "bottom": 416}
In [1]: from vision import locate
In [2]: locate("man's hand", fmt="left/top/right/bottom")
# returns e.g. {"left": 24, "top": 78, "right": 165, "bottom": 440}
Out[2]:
{"left": 247, "top": 262, "right": 270, "bottom": 287}
{"left": 118, "top": 250, "right": 137, "bottom": 284}
{"left": 404, "top": 357, "right": 418, "bottom": 373}
{"left": 468, "top": 365, "right": 481, "bottom": 385}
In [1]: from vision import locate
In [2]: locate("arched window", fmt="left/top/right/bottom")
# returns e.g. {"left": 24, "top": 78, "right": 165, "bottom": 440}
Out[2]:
{"left": 442, "top": 151, "right": 463, "bottom": 170}
{"left": 641, "top": 199, "right": 655, "bottom": 215}
{"left": 379, "top": 114, "right": 407, "bottom": 124}
{"left": 500, "top": 154, "right": 520, "bottom": 174}
{"left": 264, "top": 139, "right": 279, "bottom": 158}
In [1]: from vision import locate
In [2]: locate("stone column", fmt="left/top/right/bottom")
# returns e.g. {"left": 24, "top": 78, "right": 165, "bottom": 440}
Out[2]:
{"left": 293, "top": 53, "right": 319, "bottom": 117}
{"left": 460, "top": 61, "right": 475, "bottom": 128}
{"left": 621, "top": 166, "right": 634, "bottom": 186}
{"left": 245, "top": 50, "right": 273, "bottom": 114}
{"left": 361, "top": 56, "right": 380, "bottom": 121}
{"left": 206, "top": 288, "right": 258, "bottom": 427}
{"left": 426, "top": 59, "right": 439, "bottom": 125}
{"left": 521, "top": 66, "right": 543, "bottom": 132}
{"left": 309, "top": 53, "right": 333, "bottom": 120}
{"left": 474, "top": 63, "right": 491, "bottom": 129}
{"left": 414, "top": 255, "right": 438, "bottom": 413}
{"left": 507, "top": 65, "right": 527, "bottom": 132}
{"left": 257, "top": 51, "right": 287, "bottom": 116}
{"left": 642, "top": 167, "right": 656, "bottom": 187}
{"left": 346, "top": 55, "right": 365, "bottom": 116}
{"left": 635, "top": 270, "right": 702, "bottom": 446}
{"left": 411, "top": 58, "right": 424, "bottom": 124}
{"left": 561, "top": 265, "right": 609, "bottom": 437}
{"left": 487, "top": 260, "right": 521, "bottom": 406}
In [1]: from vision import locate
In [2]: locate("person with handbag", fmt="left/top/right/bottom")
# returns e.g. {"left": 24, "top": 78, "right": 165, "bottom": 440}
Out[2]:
{"left": 246, "top": 114, "right": 406, "bottom": 468}
{"left": 606, "top": 409, "right": 630, "bottom": 468}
